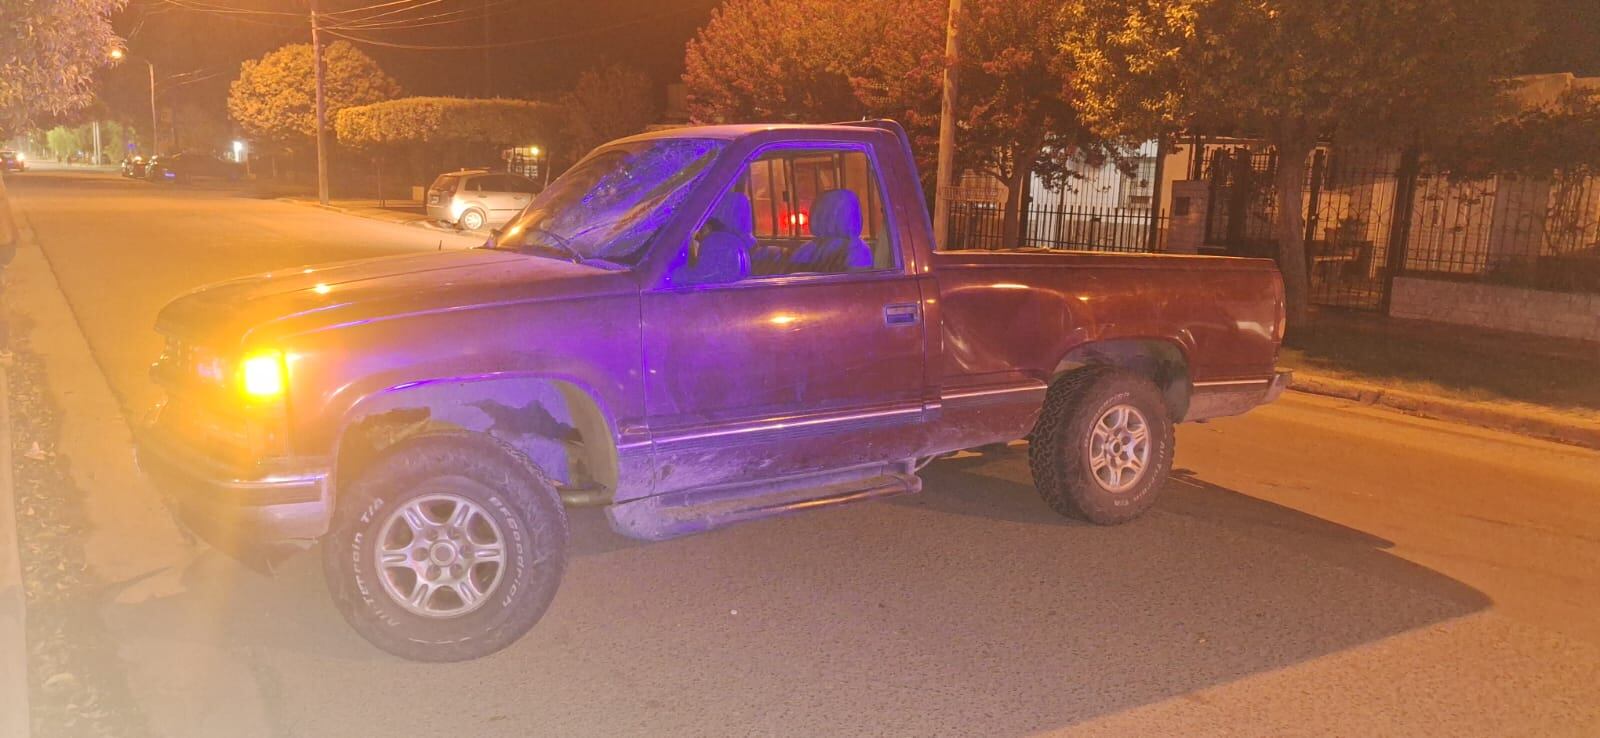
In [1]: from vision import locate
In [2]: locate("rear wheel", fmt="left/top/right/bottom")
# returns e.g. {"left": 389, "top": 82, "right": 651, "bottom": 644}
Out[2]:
{"left": 322, "top": 435, "right": 568, "bottom": 661}
{"left": 458, "top": 208, "right": 487, "bottom": 231}
{"left": 1028, "top": 368, "right": 1174, "bottom": 525}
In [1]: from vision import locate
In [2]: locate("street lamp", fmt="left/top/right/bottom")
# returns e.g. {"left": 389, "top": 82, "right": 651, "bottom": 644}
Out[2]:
{"left": 110, "top": 48, "right": 160, "bottom": 156}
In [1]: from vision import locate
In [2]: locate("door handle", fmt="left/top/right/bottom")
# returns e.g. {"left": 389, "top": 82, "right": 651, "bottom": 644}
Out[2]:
{"left": 884, "top": 303, "right": 919, "bottom": 326}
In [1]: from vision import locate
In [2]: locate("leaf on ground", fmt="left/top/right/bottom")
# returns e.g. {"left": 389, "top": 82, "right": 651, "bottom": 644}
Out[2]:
{"left": 24, "top": 440, "right": 52, "bottom": 460}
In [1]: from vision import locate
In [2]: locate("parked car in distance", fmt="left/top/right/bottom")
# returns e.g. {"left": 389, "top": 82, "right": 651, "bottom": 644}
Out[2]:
{"left": 122, "top": 155, "right": 149, "bottom": 178}
{"left": 425, "top": 169, "right": 539, "bottom": 231}
{"left": 0, "top": 150, "right": 25, "bottom": 172}
{"left": 137, "top": 120, "right": 1289, "bottom": 662}
{"left": 145, "top": 152, "right": 243, "bottom": 183}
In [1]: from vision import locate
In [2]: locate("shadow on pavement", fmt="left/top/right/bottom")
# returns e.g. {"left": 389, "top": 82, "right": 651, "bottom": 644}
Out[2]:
{"left": 99, "top": 444, "right": 1489, "bottom": 736}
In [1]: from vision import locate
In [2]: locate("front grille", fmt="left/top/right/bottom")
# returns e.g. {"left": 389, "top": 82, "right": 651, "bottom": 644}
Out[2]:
{"left": 157, "top": 336, "right": 225, "bottom": 385}
{"left": 152, "top": 336, "right": 285, "bottom": 467}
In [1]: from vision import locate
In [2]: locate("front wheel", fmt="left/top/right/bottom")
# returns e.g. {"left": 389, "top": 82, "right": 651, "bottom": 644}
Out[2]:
{"left": 1028, "top": 368, "right": 1174, "bottom": 525}
{"left": 322, "top": 436, "right": 569, "bottom": 661}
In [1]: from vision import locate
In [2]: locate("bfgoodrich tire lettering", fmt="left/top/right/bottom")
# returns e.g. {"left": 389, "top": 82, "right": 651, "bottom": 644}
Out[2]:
{"left": 323, "top": 435, "right": 569, "bottom": 661}
{"left": 1028, "top": 368, "right": 1175, "bottom": 525}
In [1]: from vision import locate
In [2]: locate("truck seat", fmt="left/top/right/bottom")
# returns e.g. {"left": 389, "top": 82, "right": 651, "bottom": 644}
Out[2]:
{"left": 787, "top": 190, "right": 873, "bottom": 273}
{"left": 711, "top": 191, "right": 757, "bottom": 251}
{"left": 675, "top": 231, "right": 750, "bottom": 284}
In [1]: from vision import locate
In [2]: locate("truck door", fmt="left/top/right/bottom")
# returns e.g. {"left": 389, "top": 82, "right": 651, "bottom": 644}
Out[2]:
{"left": 641, "top": 144, "right": 927, "bottom": 493}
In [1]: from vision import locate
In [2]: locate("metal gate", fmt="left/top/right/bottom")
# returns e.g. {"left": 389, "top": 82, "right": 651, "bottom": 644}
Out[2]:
{"left": 1201, "top": 143, "right": 1419, "bottom": 311}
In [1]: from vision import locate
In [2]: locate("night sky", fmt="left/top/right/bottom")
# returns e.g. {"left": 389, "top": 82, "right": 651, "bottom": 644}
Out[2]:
{"left": 102, "top": 0, "right": 722, "bottom": 126}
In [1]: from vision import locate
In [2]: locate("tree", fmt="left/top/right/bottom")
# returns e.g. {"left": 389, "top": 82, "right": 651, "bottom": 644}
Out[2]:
{"left": 561, "top": 64, "right": 660, "bottom": 161}
{"left": 1431, "top": 89, "right": 1600, "bottom": 180}
{"left": 46, "top": 126, "right": 81, "bottom": 161}
{"left": 683, "top": 0, "right": 868, "bottom": 124}
{"left": 227, "top": 41, "right": 401, "bottom": 152}
{"left": 684, "top": 0, "right": 1134, "bottom": 246}
{"left": 0, "top": 0, "right": 124, "bottom": 136}
{"left": 858, "top": 0, "right": 1132, "bottom": 245}
{"left": 1064, "top": 0, "right": 1531, "bottom": 326}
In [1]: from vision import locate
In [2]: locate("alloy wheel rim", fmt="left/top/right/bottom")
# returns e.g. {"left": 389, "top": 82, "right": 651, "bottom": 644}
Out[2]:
{"left": 1087, "top": 404, "right": 1151, "bottom": 492}
{"left": 375, "top": 493, "right": 507, "bottom": 619}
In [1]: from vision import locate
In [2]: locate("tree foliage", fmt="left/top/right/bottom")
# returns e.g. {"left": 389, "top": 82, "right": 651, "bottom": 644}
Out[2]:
{"left": 0, "top": 0, "right": 125, "bottom": 136}
{"left": 683, "top": 0, "right": 1132, "bottom": 244}
{"left": 561, "top": 63, "right": 660, "bottom": 161}
{"left": 683, "top": 0, "right": 866, "bottom": 124}
{"left": 334, "top": 97, "right": 560, "bottom": 148}
{"left": 45, "top": 126, "right": 80, "bottom": 160}
{"left": 1064, "top": 0, "right": 1531, "bottom": 324}
{"left": 860, "top": 0, "right": 1132, "bottom": 238}
{"left": 1431, "top": 89, "right": 1600, "bottom": 179}
{"left": 227, "top": 41, "right": 401, "bottom": 150}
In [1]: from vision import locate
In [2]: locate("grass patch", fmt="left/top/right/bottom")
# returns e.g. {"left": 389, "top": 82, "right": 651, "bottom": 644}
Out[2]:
{"left": 1282, "top": 316, "right": 1600, "bottom": 422}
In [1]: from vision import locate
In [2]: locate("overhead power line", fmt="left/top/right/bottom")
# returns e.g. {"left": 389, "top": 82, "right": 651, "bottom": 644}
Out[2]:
{"left": 329, "top": 0, "right": 519, "bottom": 31}
{"left": 157, "top": 0, "right": 303, "bottom": 17}
{"left": 324, "top": 6, "right": 700, "bottom": 50}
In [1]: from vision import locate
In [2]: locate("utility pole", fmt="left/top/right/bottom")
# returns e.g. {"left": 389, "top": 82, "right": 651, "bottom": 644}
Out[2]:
{"left": 311, "top": 0, "right": 330, "bottom": 205}
{"left": 482, "top": 0, "right": 493, "bottom": 97}
{"left": 147, "top": 62, "right": 158, "bottom": 154}
{"left": 92, "top": 121, "right": 101, "bottom": 166}
{"left": 931, "top": 0, "right": 961, "bottom": 250}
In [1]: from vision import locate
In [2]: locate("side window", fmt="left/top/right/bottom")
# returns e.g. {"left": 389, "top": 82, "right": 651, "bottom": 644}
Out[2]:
{"left": 698, "top": 146, "right": 896, "bottom": 280}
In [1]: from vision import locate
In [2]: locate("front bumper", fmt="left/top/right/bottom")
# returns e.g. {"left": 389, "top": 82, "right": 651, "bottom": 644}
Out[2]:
{"left": 134, "top": 424, "right": 332, "bottom": 545}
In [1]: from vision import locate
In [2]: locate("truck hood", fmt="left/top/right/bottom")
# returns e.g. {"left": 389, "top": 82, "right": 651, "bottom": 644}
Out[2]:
{"left": 157, "top": 248, "right": 635, "bottom": 348}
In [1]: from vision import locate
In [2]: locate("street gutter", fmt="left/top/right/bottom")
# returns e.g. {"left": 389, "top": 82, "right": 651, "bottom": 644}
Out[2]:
{"left": 1288, "top": 372, "right": 1600, "bottom": 450}
{"left": 1, "top": 174, "right": 32, "bottom": 738}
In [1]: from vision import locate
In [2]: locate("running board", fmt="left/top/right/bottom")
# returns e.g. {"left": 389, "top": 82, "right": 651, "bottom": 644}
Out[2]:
{"left": 606, "top": 462, "right": 922, "bottom": 541}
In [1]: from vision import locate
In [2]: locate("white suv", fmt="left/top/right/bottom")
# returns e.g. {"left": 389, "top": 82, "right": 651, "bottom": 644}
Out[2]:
{"left": 425, "top": 169, "right": 539, "bottom": 231}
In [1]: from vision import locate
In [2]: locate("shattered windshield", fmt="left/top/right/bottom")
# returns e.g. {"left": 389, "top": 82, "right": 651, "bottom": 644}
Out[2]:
{"left": 490, "top": 138, "right": 725, "bottom": 266}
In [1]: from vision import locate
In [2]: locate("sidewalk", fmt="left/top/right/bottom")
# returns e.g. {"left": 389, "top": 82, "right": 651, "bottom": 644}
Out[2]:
{"left": 3, "top": 176, "right": 264, "bottom": 736}
{"left": 1282, "top": 311, "right": 1600, "bottom": 448}
{"left": 0, "top": 174, "right": 30, "bottom": 738}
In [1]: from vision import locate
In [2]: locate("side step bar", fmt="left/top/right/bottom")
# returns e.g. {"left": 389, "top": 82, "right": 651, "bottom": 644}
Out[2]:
{"left": 607, "top": 462, "right": 922, "bottom": 541}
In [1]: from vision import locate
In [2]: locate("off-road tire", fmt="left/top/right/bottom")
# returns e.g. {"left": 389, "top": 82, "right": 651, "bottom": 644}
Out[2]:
{"left": 1028, "top": 368, "right": 1174, "bottom": 525}
{"left": 458, "top": 208, "right": 487, "bottom": 232}
{"left": 322, "top": 435, "right": 569, "bottom": 661}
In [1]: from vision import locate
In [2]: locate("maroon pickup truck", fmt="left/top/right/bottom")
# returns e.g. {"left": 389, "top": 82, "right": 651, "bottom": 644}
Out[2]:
{"left": 137, "top": 121, "right": 1288, "bottom": 661}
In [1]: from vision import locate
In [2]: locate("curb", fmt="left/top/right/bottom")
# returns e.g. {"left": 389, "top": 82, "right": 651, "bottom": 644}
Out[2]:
{"left": 275, "top": 197, "right": 485, "bottom": 244}
{"left": 0, "top": 176, "right": 32, "bottom": 738}
{"left": 278, "top": 197, "right": 424, "bottom": 224}
{"left": 1288, "top": 372, "right": 1600, "bottom": 450}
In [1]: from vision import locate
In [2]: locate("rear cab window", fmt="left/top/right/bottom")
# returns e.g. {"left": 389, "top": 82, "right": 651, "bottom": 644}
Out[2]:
{"left": 697, "top": 145, "right": 898, "bottom": 279}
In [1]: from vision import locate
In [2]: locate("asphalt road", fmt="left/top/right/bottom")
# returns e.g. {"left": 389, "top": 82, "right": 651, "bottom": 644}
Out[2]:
{"left": 6, "top": 168, "right": 1600, "bottom": 737}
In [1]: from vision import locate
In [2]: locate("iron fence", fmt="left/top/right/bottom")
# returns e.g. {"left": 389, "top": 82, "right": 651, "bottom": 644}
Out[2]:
{"left": 1405, "top": 171, "right": 1600, "bottom": 294}
{"left": 947, "top": 200, "right": 1167, "bottom": 253}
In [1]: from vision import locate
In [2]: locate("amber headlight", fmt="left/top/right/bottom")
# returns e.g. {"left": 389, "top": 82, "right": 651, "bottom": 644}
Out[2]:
{"left": 239, "top": 351, "right": 286, "bottom": 398}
